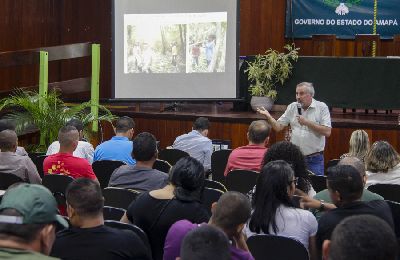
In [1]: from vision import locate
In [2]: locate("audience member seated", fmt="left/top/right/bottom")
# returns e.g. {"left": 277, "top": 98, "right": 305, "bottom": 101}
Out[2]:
{"left": 224, "top": 120, "right": 270, "bottom": 176}
{"left": 322, "top": 215, "right": 398, "bottom": 260}
{"left": 339, "top": 129, "right": 370, "bottom": 162}
{"left": 365, "top": 140, "right": 400, "bottom": 187}
{"left": 164, "top": 191, "right": 254, "bottom": 260}
{"left": 0, "top": 184, "right": 68, "bottom": 259}
{"left": 311, "top": 157, "right": 383, "bottom": 220}
{"left": 244, "top": 160, "right": 317, "bottom": 258}
{"left": 121, "top": 157, "right": 210, "bottom": 260}
{"left": 108, "top": 132, "right": 168, "bottom": 192}
{"left": 262, "top": 141, "right": 315, "bottom": 196}
{"left": 0, "top": 130, "right": 41, "bottom": 184}
{"left": 47, "top": 119, "right": 94, "bottom": 164}
{"left": 93, "top": 116, "right": 136, "bottom": 165}
{"left": 0, "top": 119, "right": 28, "bottom": 156}
{"left": 180, "top": 225, "right": 231, "bottom": 260}
{"left": 171, "top": 117, "right": 212, "bottom": 172}
{"left": 51, "top": 178, "right": 151, "bottom": 260}
{"left": 315, "top": 165, "right": 394, "bottom": 253}
{"left": 43, "top": 126, "right": 97, "bottom": 181}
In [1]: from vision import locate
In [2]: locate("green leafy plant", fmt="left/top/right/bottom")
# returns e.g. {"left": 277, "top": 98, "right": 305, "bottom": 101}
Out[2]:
{"left": 246, "top": 44, "right": 299, "bottom": 99}
{"left": 0, "top": 89, "right": 117, "bottom": 152}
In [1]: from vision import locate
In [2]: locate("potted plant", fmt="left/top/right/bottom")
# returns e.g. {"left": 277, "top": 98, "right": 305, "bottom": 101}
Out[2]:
{"left": 0, "top": 89, "right": 117, "bottom": 152}
{"left": 246, "top": 44, "right": 299, "bottom": 111}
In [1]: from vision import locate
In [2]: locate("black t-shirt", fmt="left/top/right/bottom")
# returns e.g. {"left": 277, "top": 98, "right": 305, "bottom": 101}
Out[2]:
{"left": 316, "top": 200, "right": 394, "bottom": 250}
{"left": 127, "top": 192, "right": 210, "bottom": 260}
{"left": 50, "top": 225, "right": 151, "bottom": 260}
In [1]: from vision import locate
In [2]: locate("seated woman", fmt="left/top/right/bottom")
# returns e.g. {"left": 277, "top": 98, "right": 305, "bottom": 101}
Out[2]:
{"left": 340, "top": 129, "right": 370, "bottom": 162}
{"left": 244, "top": 160, "right": 317, "bottom": 258}
{"left": 365, "top": 140, "right": 400, "bottom": 187}
{"left": 262, "top": 141, "right": 315, "bottom": 197}
{"left": 121, "top": 157, "right": 210, "bottom": 260}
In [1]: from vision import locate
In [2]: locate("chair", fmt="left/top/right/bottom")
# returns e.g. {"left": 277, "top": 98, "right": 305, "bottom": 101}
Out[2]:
{"left": 312, "top": 34, "right": 336, "bottom": 56}
{"left": 42, "top": 174, "right": 74, "bottom": 207}
{"left": 102, "top": 187, "right": 140, "bottom": 209}
{"left": 204, "top": 179, "right": 227, "bottom": 192}
{"left": 103, "top": 206, "right": 126, "bottom": 221}
{"left": 309, "top": 174, "right": 327, "bottom": 193}
{"left": 29, "top": 153, "right": 47, "bottom": 178}
{"left": 153, "top": 159, "right": 171, "bottom": 173}
{"left": 0, "top": 173, "right": 25, "bottom": 190}
{"left": 386, "top": 200, "right": 400, "bottom": 239}
{"left": 225, "top": 169, "right": 258, "bottom": 194}
{"left": 201, "top": 187, "right": 224, "bottom": 215}
{"left": 104, "top": 220, "right": 151, "bottom": 256}
{"left": 92, "top": 160, "right": 126, "bottom": 189}
{"left": 354, "top": 34, "right": 381, "bottom": 57}
{"left": 367, "top": 184, "right": 400, "bottom": 203}
{"left": 158, "top": 149, "right": 189, "bottom": 166}
{"left": 326, "top": 159, "right": 340, "bottom": 169}
{"left": 211, "top": 149, "right": 232, "bottom": 184}
{"left": 247, "top": 234, "right": 309, "bottom": 260}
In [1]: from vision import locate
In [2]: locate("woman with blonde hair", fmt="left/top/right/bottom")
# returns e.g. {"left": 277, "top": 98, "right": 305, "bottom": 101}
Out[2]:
{"left": 340, "top": 130, "right": 370, "bottom": 162}
{"left": 365, "top": 140, "right": 400, "bottom": 187}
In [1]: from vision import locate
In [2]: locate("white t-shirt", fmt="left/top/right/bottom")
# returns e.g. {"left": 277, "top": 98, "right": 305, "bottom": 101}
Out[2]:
{"left": 46, "top": 141, "right": 94, "bottom": 164}
{"left": 366, "top": 163, "right": 400, "bottom": 187}
{"left": 245, "top": 205, "right": 318, "bottom": 249}
{"left": 278, "top": 99, "right": 331, "bottom": 156}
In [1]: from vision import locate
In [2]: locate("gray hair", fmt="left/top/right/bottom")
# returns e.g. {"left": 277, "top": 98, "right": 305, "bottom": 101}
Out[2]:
{"left": 297, "top": 82, "right": 315, "bottom": 97}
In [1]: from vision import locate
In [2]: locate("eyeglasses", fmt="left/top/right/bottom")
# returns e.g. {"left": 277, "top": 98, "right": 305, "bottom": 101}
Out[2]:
{"left": 289, "top": 177, "right": 299, "bottom": 186}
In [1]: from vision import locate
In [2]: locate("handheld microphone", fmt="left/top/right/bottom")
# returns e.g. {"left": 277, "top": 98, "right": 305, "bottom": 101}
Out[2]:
{"left": 297, "top": 103, "right": 302, "bottom": 115}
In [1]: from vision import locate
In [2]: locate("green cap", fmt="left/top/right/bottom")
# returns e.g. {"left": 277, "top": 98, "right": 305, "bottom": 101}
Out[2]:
{"left": 0, "top": 184, "right": 68, "bottom": 228}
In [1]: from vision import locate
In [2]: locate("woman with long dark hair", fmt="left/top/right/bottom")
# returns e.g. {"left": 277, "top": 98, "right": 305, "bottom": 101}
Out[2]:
{"left": 121, "top": 157, "right": 210, "bottom": 260}
{"left": 262, "top": 141, "right": 315, "bottom": 196}
{"left": 245, "top": 160, "right": 317, "bottom": 257}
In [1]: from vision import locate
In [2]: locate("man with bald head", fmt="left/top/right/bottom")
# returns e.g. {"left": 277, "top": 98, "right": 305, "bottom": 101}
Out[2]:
{"left": 0, "top": 130, "right": 41, "bottom": 183}
{"left": 43, "top": 126, "right": 97, "bottom": 180}
{"left": 224, "top": 120, "right": 270, "bottom": 176}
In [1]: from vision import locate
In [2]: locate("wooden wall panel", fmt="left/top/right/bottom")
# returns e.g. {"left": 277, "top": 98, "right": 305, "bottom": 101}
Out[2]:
{"left": 0, "top": 0, "right": 398, "bottom": 98}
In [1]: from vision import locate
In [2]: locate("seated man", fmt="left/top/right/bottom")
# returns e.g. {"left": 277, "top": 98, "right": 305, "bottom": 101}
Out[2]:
{"left": 43, "top": 126, "right": 97, "bottom": 181}
{"left": 47, "top": 119, "right": 94, "bottom": 164}
{"left": 322, "top": 215, "right": 397, "bottom": 260}
{"left": 312, "top": 156, "right": 383, "bottom": 220}
{"left": 51, "top": 178, "right": 151, "bottom": 260}
{"left": 316, "top": 165, "right": 394, "bottom": 252}
{"left": 108, "top": 132, "right": 168, "bottom": 192}
{"left": 0, "top": 119, "right": 28, "bottom": 156}
{"left": 224, "top": 120, "right": 270, "bottom": 176}
{"left": 0, "top": 184, "right": 68, "bottom": 259}
{"left": 0, "top": 130, "right": 41, "bottom": 184}
{"left": 180, "top": 225, "right": 230, "bottom": 260}
{"left": 93, "top": 116, "right": 136, "bottom": 165}
{"left": 164, "top": 191, "right": 254, "bottom": 260}
{"left": 171, "top": 117, "right": 212, "bottom": 172}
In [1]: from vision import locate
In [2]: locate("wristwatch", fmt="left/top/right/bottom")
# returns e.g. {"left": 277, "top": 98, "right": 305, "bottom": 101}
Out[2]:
{"left": 319, "top": 199, "right": 325, "bottom": 211}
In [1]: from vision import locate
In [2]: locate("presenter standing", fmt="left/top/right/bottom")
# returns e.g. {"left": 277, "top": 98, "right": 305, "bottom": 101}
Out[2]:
{"left": 257, "top": 82, "right": 331, "bottom": 176}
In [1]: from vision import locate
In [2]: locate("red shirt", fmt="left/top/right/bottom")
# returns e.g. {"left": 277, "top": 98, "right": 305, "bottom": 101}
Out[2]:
{"left": 43, "top": 153, "right": 97, "bottom": 180}
{"left": 224, "top": 145, "right": 268, "bottom": 176}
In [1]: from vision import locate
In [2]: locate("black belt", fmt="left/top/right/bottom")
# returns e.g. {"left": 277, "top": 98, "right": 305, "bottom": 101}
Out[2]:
{"left": 306, "top": 151, "right": 323, "bottom": 157}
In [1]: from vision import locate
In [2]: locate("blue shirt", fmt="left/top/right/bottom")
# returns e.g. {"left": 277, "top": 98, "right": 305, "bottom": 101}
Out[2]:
{"left": 93, "top": 136, "right": 136, "bottom": 165}
{"left": 172, "top": 130, "right": 212, "bottom": 171}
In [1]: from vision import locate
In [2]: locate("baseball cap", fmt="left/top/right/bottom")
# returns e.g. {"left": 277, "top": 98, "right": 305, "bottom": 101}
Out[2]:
{"left": 0, "top": 184, "right": 68, "bottom": 229}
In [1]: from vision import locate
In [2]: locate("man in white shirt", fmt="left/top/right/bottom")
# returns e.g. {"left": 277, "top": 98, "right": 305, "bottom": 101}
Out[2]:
{"left": 258, "top": 82, "right": 331, "bottom": 175}
{"left": 47, "top": 119, "right": 94, "bottom": 164}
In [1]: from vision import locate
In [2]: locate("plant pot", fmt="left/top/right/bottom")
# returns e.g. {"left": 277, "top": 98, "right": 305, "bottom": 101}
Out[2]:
{"left": 250, "top": 96, "right": 274, "bottom": 112}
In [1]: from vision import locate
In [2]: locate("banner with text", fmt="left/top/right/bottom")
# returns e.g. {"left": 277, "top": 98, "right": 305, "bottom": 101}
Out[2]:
{"left": 285, "top": 0, "right": 400, "bottom": 39}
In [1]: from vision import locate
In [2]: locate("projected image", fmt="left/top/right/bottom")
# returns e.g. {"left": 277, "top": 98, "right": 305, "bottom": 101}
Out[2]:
{"left": 125, "top": 23, "right": 186, "bottom": 73}
{"left": 124, "top": 12, "right": 227, "bottom": 74}
{"left": 187, "top": 21, "right": 227, "bottom": 73}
